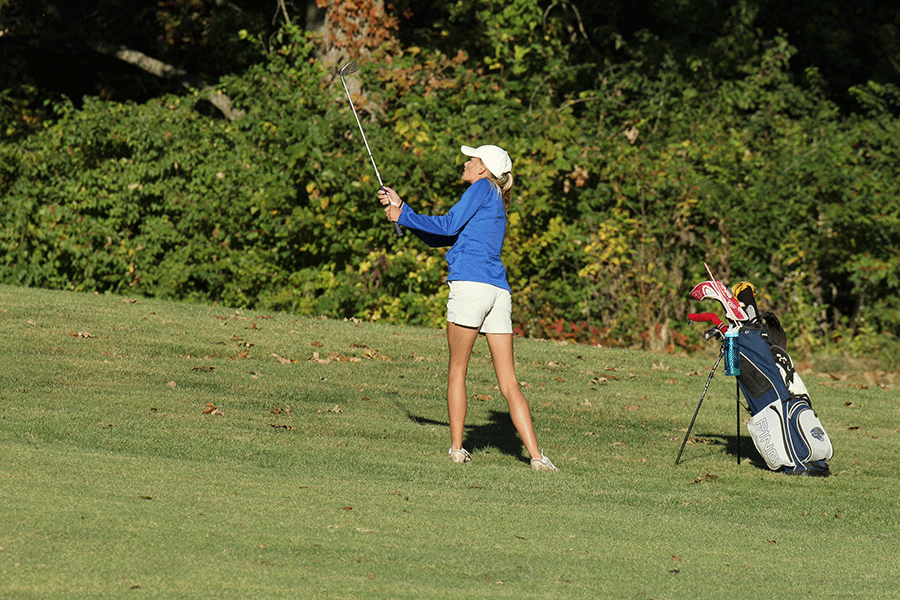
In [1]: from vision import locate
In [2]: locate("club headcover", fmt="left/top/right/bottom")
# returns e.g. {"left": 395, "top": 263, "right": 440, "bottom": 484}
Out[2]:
{"left": 689, "top": 280, "right": 749, "bottom": 322}
{"left": 732, "top": 281, "right": 759, "bottom": 321}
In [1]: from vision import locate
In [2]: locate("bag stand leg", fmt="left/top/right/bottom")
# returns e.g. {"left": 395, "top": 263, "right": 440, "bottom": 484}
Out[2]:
{"left": 676, "top": 348, "right": 722, "bottom": 465}
{"left": 675, "top": 346, "right": 742, "bottom": 466}
{"left": 735, "top": 378, "right": 740, "bottom": 465}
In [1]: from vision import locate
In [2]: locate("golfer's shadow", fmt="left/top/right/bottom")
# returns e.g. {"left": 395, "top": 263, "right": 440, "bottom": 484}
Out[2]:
{"left": 678, "top": 431, "right": 767, "bottom": 470}
{"left": 406, "top": 409, "right": 529, "bottom": 464}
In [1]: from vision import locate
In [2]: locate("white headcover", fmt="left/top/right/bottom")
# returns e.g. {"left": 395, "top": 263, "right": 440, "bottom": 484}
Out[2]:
{"left": 688, "top": 263, "right": 749, "bottom": 322}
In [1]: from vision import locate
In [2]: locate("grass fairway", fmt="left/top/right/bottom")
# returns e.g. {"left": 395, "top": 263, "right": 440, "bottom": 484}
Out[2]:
{"left": 1, "top": 284, "right": 898, "bottom": 599}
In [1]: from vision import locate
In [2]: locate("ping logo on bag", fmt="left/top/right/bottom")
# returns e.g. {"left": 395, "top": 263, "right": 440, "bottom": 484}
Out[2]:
{"left": 754, "top": 418, "right": 781, "bottom": 466}
{"left": 810, "top": 427, "right": 827, "bottom": 442}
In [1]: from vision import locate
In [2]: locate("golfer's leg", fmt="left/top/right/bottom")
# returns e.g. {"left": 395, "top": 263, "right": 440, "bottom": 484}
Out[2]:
{"left": 446, "top": 322, "right": 479, "bottom": 450}
{"left": 485, "top": 333, "right": 541, "bottom": 459}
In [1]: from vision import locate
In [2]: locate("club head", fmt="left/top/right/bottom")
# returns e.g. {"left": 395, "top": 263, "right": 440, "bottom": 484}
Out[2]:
{"left": 340, "top": 61, "right": 359, "bottom": 77}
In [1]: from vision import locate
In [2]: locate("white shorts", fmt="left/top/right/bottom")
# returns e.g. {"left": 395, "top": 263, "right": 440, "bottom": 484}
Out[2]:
{"left": 446, "top": 281, "right": 512, "bottom": 334}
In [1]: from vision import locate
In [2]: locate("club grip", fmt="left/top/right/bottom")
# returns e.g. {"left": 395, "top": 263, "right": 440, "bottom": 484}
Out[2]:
{"left": 393, "top": 222, "right": 403, "bottom": 237}
{"left": 687, "top": 312, "right": 726, "bottom": 332}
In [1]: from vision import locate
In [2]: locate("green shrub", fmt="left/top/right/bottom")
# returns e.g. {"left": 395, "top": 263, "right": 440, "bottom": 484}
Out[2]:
{"left": 2, "top": 23, "right": 900, "bottom": 362}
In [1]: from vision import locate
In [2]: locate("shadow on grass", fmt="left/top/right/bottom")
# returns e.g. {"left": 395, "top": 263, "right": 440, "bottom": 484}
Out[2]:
{"left": 675, "top": 431, "right": 768, "bottom": 471}
{"left": 404, "top": 409, "right": 529, "bottom": 464}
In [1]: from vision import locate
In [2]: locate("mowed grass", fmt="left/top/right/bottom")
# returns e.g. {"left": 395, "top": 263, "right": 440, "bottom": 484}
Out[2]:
{"left": 0, "top": 284, "right": 898, "bottom": 599}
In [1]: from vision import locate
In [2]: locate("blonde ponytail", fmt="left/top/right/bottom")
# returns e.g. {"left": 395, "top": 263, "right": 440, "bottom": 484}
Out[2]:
{"left": 486, "top": 171, "right": 514, "bottom": 209}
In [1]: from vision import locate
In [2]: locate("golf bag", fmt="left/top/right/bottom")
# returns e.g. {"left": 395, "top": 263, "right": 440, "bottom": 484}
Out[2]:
{"left": 737, "top": 314, "right": 833, "bottom": 476}
{"left": 690, "top": 276, "right": 833, "bottom": 475}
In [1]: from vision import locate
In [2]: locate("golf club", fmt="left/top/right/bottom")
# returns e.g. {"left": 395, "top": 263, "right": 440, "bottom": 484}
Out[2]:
{"left": 339, "top": 60, "right": 403, "bottom": 237}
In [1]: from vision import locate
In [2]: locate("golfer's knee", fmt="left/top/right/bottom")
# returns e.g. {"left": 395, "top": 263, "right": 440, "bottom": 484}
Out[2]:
{"left": 499, "top": 383, "right": 525, "bottom": 403}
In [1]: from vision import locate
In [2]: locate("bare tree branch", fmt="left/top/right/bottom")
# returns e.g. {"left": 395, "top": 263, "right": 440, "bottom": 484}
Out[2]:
{"left": 543, "top": 0, "right": 589, "bottom": 41}
{"left": 273, "top": 0, "right": 292, "bottom": 26}
{"left": 89, "top": 39, "right": 245, "bottom": 121}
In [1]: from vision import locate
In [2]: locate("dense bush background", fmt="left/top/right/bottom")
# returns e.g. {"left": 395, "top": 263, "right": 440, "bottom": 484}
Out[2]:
{"left": 1, "top": 0, "right": 900, "bottom": 362}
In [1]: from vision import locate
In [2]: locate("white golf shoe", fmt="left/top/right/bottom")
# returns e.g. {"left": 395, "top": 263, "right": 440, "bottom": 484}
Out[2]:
{"left": 448, "top": 448, "right": 473, "bottom": 463}
{"left": 530, "top": 452, "right": 559, "bottom": 471}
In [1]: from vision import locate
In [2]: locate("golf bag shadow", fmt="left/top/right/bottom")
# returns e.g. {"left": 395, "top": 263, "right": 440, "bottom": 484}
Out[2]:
{"left": 737, "top": 318, "right": 833, "bottom": 476}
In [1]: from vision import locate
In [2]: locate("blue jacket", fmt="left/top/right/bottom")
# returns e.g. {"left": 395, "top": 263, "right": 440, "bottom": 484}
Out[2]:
{"left": 398, "top": 178, "right": 510, "bottom": 292}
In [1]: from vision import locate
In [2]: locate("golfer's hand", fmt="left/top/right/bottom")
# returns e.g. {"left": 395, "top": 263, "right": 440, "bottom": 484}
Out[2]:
{"left": 384, "top": 204, "right": 402, "bottom": 223}
{"left": 378, "top": 186, "right": 402, "bottom": 207}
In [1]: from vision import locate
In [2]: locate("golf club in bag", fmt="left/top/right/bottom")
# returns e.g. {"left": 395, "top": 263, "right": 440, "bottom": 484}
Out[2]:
{"left": 681, "top": 268, "right": 833, "bottom": 476}
{"left": 339, "top": 61, "right": 403, "bottom": 238}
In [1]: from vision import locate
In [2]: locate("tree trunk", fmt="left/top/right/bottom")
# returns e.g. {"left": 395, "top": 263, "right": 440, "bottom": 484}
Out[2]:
{"left": 89, "top": 39, "right": 245, "bottom": 121}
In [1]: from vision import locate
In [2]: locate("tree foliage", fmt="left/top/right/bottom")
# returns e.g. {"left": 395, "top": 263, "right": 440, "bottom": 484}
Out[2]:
{"left": 2, "top": 0, "right": 900, "bottom": 361}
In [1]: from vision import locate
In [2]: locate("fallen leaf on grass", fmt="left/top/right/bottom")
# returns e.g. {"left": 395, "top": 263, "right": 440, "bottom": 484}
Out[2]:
{"left": 273, "top": 353, "right": 299, "bottom": 364}
{"left": 620, "top": 404, "right": 639, "bottom": 411}
{"left": 684, "top": 436, "right": 714, "bottom": 445}
{"left": 192, "top": 365, "right": 216, "bottom": 372}
{"left": 203, "top": 403, "right": 224, "bottom": 416}
{"left": 269, "top": 424, "right": 294, "bottom": 430}
{"left": 166, "top": 381, "right": 177, "bottom": 388}
{"left": 318, "top": 405, "right": 342, "bottom": 414}
{"left": 475, "top": 394, "right": 492, "bottom": 401}
{"left": 69, "top": 331, "right": 95, "bottom": 339}
{"left": 689, "top": 473, "right": 719, "bottom": 484}
{"left": 271, "top": 405, "right": 292, "bottom": 416}
{"left": 310, "top": 351, "right": 361, "bottom": 363}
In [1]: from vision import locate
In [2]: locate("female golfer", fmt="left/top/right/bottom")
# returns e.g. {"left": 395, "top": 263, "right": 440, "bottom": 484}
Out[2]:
{"left": 378, "top": 144, "right": 558, "bottom": 471}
